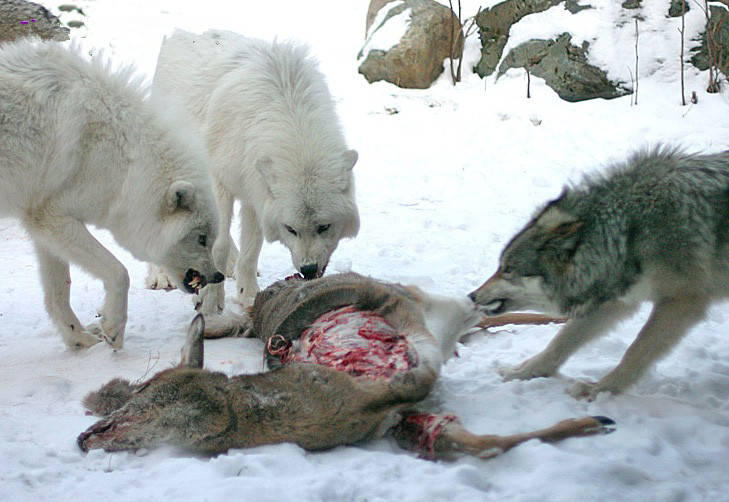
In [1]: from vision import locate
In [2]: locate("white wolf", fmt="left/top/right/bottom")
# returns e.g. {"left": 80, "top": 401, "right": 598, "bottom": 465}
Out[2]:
{"left": 145, "top": 29, "right": 359, "bottom": 310}
{"left": 0, "top": 40, "right": 224, "bottom": 349}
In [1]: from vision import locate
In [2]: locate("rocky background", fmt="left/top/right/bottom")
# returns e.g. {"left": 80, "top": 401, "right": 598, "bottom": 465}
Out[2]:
{"left": 1, "top": 0, "right": 727, "bottom": 102}
{"left": 358, "top": 0, "right": 728, "bottom": 101}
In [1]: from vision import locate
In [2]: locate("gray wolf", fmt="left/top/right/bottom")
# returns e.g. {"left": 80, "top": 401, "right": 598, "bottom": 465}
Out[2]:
{"left": 469, "top": 146, "right": 729, "bottom": 399}
{"left": 78, "top": 273, "right": 614, "bottom": 458}
{"left": 0, "top": 40, "right": 224, "bottom": 349}
{"left": 145, "top": 29, "right": 359, "bottom": 310}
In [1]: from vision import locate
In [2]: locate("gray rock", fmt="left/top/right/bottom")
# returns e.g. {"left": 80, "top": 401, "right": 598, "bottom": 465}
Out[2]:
{"left": 621, "top": 0, "right": 641, "bottom": 9}
{"left": 690, "top": 4, "right": 729, "bottom": 79}
{"left": 565, "top": 0, "right": 591, "bottom": 14}
{"left": 0, "top": 0, "right": 69, "bottom": 43}
{"left": 358, "top": 0, "right": 463, "bottom": 89}
{"left": 497, "top": 33, "right": 631, "bottom": 102}
{"left": 668, "top": 0, "right": 689, "bottom": 17}
{"left": 473, "top": 0, "right": 566, "bottom": 78}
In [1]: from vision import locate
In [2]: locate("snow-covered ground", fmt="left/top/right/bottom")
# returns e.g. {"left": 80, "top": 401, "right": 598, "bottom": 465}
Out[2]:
{"left": 2, "top": 1, "right": 729, "bottom": 500}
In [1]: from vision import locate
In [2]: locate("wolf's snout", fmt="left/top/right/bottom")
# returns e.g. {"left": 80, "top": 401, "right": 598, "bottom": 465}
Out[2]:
{"left": 209, "top": 271, "right": 225, "bottom": 284}
{"left": 468, "top": 292, "right": 478, "bottom": 302}
{"left": 300, "top": 263, "right": 318, "bottom": 280}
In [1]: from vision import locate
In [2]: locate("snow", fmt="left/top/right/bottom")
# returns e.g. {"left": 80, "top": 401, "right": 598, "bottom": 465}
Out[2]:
{"left": 361, "top": 1, "right": 409, "bottom": 56}
{"left": 2, "top": 0, "right": 729, "bottom": 501}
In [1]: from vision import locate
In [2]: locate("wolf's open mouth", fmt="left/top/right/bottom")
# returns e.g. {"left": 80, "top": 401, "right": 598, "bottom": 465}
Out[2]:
{"left": 182, "top": 269, "right": 207, "bottom": 294}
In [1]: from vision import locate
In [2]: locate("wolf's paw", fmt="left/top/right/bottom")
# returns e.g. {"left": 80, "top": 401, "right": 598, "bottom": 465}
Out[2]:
{"left": 499, "top": 360, "right": 554, "bottom": 382}
{"left": 194, "top": 283, "right": 224, "bottom": 314}
{"left": 145, "top": 266, "right": 177, "bottom": 290}
{"left": 232, "top": 292, "right": 257, "bottom": 308}
{"left": 89, "top": 320, "right": 125, "bottom": 349}
{"left": 567, "top": 380, "right": 606, "bottom": 401}
{"left": 66, "top": 327, "right": 104, "bottom": 350}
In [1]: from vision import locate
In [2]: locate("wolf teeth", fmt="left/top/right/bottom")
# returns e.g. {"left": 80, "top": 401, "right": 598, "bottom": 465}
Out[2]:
{"left": 485, "top": 300, "right": 503, "bottom": 312}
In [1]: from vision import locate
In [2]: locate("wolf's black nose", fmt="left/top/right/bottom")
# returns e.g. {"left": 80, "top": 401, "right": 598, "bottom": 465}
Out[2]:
{"left": 209, "top": 271, "right": 225, "bottom": 284}
{"left": 468, "top": 292, "right": 477, "bottom": 302}
{"left": 300, "top": 263, "right": 318, "bottom": 280}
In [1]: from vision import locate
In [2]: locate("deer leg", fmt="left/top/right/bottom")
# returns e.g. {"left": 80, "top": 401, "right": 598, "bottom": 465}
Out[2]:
{"left": 392, "top": 413, "right": 615, "bottom": 460}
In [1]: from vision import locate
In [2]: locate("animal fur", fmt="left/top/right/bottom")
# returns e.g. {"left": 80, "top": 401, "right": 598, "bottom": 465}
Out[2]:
{"left": 470, "top": 146, "right": 729, "bottom": 399}
{"left": 145, "top": 29, "right": 359, "bottom": 310}
{"left": 0, "top": 40, "right": 223, "bottom": 349}
{"left": 79, "top": 273, "right": 614, "bottom": 458}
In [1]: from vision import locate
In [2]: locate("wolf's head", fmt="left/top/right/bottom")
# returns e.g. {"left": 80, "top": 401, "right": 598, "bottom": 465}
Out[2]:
{"left": 153, "top": 180, "right": 225, "bottom": 293}
{"left": 258, "top": 150, "right": 360, "bottom": 280}
{"left": 469, "top": 196, "right": 586, "bottom": 317}
{"left": 117, "top": 104, "right": 225, "bottom": 293}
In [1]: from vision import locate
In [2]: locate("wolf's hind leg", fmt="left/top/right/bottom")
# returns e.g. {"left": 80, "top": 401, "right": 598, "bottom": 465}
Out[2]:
{"left": 571, "top": 295, "right": 709, "bottom": 399}
{"left": 34, "top": 243, "right": 102, "bottom": 349}
{"left": 392, "top": 413, "right": 616, "bottom": 460}
{"left": 501, "top": 301, "right": 637, "bottom": 382}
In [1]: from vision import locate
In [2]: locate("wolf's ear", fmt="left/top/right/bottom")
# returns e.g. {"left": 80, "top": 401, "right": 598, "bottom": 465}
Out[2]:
{"left": 166, "top": 180, "right": 196, "bottom": 213}
{"left": 337, "top": 150, "right": 358, "bottom": 193}
{"left": 256, "top": 157, "right": 275, "bottom": 194}
{"left": 546, "top": 220, "right": 584, "bottom": 252}
{"left": 180, "top": 314, "right": 205, "bottom": 369}
{"left": 342, "top": 149, "right": 358, "bottom": 171}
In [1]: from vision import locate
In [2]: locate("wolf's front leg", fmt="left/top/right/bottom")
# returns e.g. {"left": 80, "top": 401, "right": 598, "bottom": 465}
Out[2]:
{"left": 500, "top": 302, "right": 636, "bottom": 382}
{"left": 211, "top": 181, "right": 238, "bottom": 278}
{"left": 27, "top": 216, "right": 129, "bottom": 348}
{"left": 144, "top": 263, "right": 177, "bottom": 290}
{"left": 34, "top": 243, "right": 102, "bottom": 349}
{"left": 569, "top": 296, "right": 709, "bottom": 400}
{"left": 234, "top": 203, "right": 263, "bottom": 307}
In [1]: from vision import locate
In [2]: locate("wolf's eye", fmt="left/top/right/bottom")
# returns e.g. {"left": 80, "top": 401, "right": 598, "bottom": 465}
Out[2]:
{"left": 317, "top": 224, "right": 330, "bottom": 234}
{"left": 285, "top": 225, "right": 298, "bottom": 237}
{"left": 198, "top": 234, "right": 207, "bottom": 247}
{"left": 501, "top": 265, "right": 512, "bottom": 276}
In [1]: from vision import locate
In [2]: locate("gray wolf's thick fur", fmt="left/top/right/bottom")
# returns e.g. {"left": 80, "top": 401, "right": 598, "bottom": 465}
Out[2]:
{"left": 0, "top": 40, "right": 222, "bottom": 349}
{"left": 146, "top": 29, "right": 359, "bottom": 309}
{"left": 470, "top": 146, "right": 729, "bottom": 399}
{"left": 78, "top": 273, "right": 614, "bottom": 458}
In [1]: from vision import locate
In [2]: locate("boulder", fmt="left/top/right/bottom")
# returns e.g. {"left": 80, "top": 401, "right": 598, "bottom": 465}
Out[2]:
{"left": 473, "top": 0, "right": 564, "bottom": 78}
{"left": 497, "top": 33, "right": 631, "bottom": 102}
{"left": 358, "top": 0, "right": 463, "bottom": 89}
{"left": 690, "top": 4, "right": 729, "bottom": 80}
{"left": 0, "top": 0, "right": 69, "bottom": 43}
{"left": 668, "top": 0, "right": 690, "bottom": 17}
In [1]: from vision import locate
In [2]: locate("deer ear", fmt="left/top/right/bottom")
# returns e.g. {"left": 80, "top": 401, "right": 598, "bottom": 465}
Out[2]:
{"left": 180, "top": 314, "right": 205, "bottom": 369}
{"left": 166, "top": 180, "right": 196, "bottom": 212}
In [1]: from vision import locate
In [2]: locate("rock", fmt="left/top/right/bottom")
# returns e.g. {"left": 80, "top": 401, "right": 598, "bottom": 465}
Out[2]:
{"left": 621, "top": 0, "right": 641, "bottom": 9}
{"left": 565, "top": 0, "right": 591, "bottom": 14}
{"left": 0, "top": 0, "right": 70, "bottom": 43}
{"left": 365, "top": 0, "right": 399, "bottom": 35}
{"left": 58, "top": 4, "right": 85, "bottom": 16}
{"left": 358, "top": 0, "right": 463, "bottom": 89}
{"left": 497, "top": 33, "right": 631, "bottom": 102}
{"left": 67, "top": 20, "right": 85, "bottom": 29}
{"left": 690, "top": 4, "right": 729, "bottom": 79}
{"left": 667, "top": 0, "right": 689, "bottom": 17}
{"left": 473, "top": 0, "right": 565, "bottom": 78}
